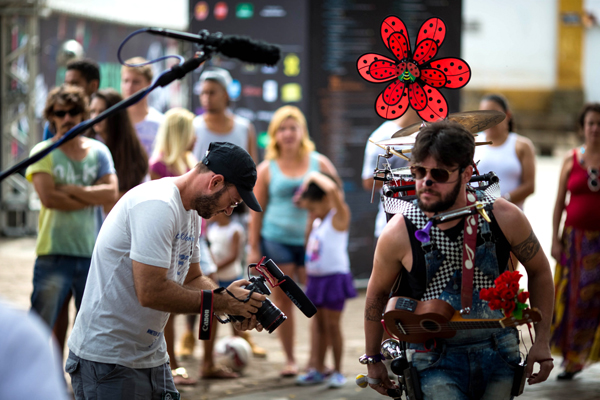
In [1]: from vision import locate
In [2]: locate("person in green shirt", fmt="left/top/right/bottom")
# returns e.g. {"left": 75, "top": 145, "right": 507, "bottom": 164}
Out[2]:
{"left": 26, "top": 84, "right": 118, "bottom": 359}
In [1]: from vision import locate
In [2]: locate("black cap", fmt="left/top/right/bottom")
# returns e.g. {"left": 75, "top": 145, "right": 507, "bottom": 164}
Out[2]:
{"left": 202, "top": 142, "right": 262, "bottom": 212}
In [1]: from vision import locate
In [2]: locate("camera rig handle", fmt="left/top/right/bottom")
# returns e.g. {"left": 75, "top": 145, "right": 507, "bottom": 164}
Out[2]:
{"left": 250, "top": 258, "right": 317, "bottom": 318}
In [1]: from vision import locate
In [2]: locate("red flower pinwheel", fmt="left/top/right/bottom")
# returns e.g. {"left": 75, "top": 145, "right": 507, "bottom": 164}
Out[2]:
{"left": 357, "top": 16, "right": 471, "bottom": 121}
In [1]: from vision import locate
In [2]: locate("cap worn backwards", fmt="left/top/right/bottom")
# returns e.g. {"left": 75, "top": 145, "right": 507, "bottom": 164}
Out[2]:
{"left": 202, "top": 142, "right": 262, "bottom": 212}
{"left": 199, "top": 68, "right": 233, "bottom": 92}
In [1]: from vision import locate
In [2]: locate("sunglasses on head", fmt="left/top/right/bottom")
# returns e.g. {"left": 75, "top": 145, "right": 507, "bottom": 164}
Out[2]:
{"left": 53, "top": 108, "right": 82, "bottom": 118}
{"left": 410, "top": 165, "right": 462, "bottom": 183}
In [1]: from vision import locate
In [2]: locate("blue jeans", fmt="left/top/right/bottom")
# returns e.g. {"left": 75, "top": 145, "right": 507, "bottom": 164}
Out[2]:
{"left": 409, "top": 329, "right": 520, "bottom": 400}
{"left": 30, "top": 255, "right": 91, "bottom": 328}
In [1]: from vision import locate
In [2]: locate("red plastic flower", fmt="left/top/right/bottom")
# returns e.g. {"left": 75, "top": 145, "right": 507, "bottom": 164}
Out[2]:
{"left": 357, "top": 16, "right": 471, "bottom": 121}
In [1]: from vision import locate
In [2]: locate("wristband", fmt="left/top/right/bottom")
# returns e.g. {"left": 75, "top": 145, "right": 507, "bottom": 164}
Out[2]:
{"left": 198, "top": 290, "right": 214, "bottom": 340}
{"left": 359, "top": 353, "right": 385, "bottom": 365}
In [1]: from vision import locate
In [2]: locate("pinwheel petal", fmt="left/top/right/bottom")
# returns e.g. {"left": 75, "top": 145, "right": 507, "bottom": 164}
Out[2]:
{"left": 417, "top": 85, "right": 448, "bottom": 121}
{"left": 357, "top": 53, "right": 399, "bottom": 83}
{"left": 375, "top": 81, "right": 409, "bottom": 120}
{"left": 413, "top": 39, "right": 438, "bottom": 65}
{"left": 381, "top": 16, "right": 410, "bottom": 55}
{"left": 420, "top": 68, "right": 447, "bottom": 87}
{"left": 408, "top": 81, "right": 427, "bottom": 111}
{"left": 430, "top": 58, "right": 471, "bottom": 89}
{"left": 416, "top": 18, "right": 446, "bottom": 49}
{"left": 389, "top": 32, "right": 410, "bottom": 61}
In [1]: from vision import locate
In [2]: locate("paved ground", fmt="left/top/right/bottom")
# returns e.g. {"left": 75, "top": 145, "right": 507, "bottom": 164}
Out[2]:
{"left": 1, "top": 154, "right": 599, "bottom": 399}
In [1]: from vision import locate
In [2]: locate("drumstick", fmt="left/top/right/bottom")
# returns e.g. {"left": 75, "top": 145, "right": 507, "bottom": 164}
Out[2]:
{"left": 368, "top": 138, "right": 410, "bottom": 161}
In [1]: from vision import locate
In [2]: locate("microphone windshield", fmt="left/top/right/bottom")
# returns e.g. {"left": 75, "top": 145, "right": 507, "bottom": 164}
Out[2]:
{"left": 219, "top": 35, "right": 280, "bottom": 65}
{"left": 278, "top": 276, "right": 317, "bottom": 318}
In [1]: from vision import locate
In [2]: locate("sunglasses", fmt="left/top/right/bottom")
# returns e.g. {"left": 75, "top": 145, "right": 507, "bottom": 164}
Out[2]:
{"left": 589, "top": 167, "right": 599, "bottom": 192}
{"left": 410, "top": 165, "right": 461, "bottom": 183}
{"left": 53, "top": 108, "right": 82, "bottom": 118}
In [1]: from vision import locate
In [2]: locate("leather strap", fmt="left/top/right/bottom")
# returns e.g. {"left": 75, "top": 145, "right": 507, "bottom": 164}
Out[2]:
{"left": 461, "top": 192, "right": 478, "bottom": 314}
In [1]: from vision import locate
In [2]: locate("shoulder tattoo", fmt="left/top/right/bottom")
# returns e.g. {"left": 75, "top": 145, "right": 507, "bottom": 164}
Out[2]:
{"left": 512, "top": 229, "right": 540, "bottom": 263}
{"left": 364, "top": 295, "right": 387, "bottom": 322}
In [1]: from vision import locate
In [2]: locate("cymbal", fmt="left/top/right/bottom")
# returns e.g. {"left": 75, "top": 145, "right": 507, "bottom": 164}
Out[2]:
{"left": 377, "top": 131, "right": 478, "bottom": 147}
{"left": 390, "top": 110, "right": 506, "bottom": 138}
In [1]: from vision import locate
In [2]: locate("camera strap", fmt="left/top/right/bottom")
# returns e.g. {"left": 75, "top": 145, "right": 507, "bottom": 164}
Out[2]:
{"left": 198, "top": 290, "right": 214, "bottom": 340}
{"left": 225, "top": 287, "right": 254, "bottom": 303}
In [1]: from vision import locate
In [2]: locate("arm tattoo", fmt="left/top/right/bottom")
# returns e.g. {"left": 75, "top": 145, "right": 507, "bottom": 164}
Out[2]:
{"left": 512, "top": 229, "right": 541, "bottom": 263}
{"left": 365, "top": 295, "right": 387, "bottom": 322}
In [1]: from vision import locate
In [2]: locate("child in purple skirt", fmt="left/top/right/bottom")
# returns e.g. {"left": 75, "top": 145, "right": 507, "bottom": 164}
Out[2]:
{"left": 295, "top": 171, "right": 357, "bottom": 388}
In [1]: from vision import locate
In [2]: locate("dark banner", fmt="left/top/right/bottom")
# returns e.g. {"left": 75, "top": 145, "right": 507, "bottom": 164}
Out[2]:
{"left": 188, "top": 0, "right": 309, "bottom": 150}
{"left": 309, "top": 0, "right": 463, "bottom": 280}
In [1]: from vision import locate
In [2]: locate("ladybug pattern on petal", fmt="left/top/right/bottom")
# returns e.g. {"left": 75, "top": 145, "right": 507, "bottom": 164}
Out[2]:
{"left": 376, "top": 83, "right": 409, "bottom": 120}
{"left": 356, "top": 15, "right": 471, "bottom": 121}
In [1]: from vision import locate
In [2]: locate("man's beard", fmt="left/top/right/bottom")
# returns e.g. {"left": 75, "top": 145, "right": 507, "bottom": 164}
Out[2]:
{"left": 192, "top": 185, "right": 228, "bottom": 219}
{"left": 417, "top": 179, "right": 462, "bottom": 213}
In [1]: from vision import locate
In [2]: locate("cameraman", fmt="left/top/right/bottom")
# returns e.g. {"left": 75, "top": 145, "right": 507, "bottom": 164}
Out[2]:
{"left": 66, "top": 142, "right": 266, "bottom": 400}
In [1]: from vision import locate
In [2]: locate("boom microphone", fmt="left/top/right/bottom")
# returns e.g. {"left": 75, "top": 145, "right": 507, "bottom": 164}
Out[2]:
{"left": 278, "top": 275, "right": 317, "bottom": 318}
{"left": 147, "top": 28, "right": 280, "bottom": 65}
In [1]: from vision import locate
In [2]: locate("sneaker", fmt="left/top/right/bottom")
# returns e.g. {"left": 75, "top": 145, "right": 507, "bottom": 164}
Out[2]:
{"left": 327, "top": 372, "right": 347, "bottom": 388}
{"left": 296, "top": 369, "right": 325, "bottom": 386}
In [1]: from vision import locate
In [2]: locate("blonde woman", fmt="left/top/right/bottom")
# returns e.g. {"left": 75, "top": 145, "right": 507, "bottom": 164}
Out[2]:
{"left": 149, "top": 107, "right": 198, "bottom": 385}
{"left": 248, "top": 105, "right": 340, "bottom": 377}
{"left": 149, "top": 108, "right": 197, "bottom": 179}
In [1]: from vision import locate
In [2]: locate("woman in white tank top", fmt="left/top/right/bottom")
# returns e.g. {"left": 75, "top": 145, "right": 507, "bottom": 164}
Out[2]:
{"left": 474, "top": 94, "right": 536, "bottom": 210}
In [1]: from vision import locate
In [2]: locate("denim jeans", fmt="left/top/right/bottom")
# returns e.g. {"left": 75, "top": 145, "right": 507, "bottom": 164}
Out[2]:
{"left": 409, "top": 329, "right": 521, "bottom": 400}
{"left": 30, "top": 255, "right": 91, "bottom": 328}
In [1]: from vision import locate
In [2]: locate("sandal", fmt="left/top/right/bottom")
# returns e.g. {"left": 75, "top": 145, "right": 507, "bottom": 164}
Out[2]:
{"left": 280, "top": 364, "right": 299, "bottom": 377}
{"left": 171, "top": 367, "right": 198, "bottom": 386}
{"left": 201, "top": 365, "right": 240, "bottom": 379}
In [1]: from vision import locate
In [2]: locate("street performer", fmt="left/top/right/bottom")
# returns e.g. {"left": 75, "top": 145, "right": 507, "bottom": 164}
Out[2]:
{"left": 363, "top": 121, "right": 554, "bottom": 399}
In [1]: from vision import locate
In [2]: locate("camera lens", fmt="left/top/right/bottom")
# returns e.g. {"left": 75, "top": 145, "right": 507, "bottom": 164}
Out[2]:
{"left": 256, "top": 298, "right": 287, "bottom": 333}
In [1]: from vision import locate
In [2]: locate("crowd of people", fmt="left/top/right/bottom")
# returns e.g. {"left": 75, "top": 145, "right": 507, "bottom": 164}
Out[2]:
{"left": 8, "top": 53, "right": 599, "bottom": 399}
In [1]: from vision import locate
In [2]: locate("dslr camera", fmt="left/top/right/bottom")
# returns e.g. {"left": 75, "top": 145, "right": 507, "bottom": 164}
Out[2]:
{"left": 227, "top": 258, "right": 317, "bottom": 333}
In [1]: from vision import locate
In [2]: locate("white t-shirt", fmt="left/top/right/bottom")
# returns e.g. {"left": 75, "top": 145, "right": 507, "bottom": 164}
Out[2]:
{"left": 207, "top": 221, "right": 245, "bottom": 282}
{"left": 68, "top": 178, "right": 200, "bottom": 369}
{"left": 192, "top": 114, "right": 251, "bottom": 161}
{"left": 361, "top": 121, "right": 409, "bottom": 237}
{"left": 135, "top": 106, "right": 165, "bottom": 157}
{"left": 305, "top": 209, "right": 350, "bottom": 276}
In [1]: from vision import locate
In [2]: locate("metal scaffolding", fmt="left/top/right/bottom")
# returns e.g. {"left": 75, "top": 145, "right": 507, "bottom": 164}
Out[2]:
{"left": 0, "top": 0, "right": 40, "bottom": 235}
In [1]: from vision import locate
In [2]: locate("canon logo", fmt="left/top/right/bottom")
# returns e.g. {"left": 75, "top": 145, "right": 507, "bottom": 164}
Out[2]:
{"left": 201, "top": 309, "right": 211, "bottom": 332}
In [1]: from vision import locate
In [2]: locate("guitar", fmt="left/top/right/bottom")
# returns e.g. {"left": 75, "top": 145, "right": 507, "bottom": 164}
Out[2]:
{"left": 383, "top": 297, "right": 541, "bottom": 343}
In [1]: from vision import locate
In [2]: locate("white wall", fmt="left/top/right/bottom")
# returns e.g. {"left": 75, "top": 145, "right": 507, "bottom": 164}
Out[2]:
{"left": 462, "top": 0, "right": 558, "bottom": 89}
{"left": 584, "top": 0, "right": 600, "bottom": 102}
{"left": 45, "top": 0, "right": 189, "bottom": 30}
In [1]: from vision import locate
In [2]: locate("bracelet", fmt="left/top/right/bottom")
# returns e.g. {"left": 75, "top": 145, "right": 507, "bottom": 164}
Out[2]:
{"left": 198, "top": 290, "right": 214, "bottom": 340}
{"left": 359, "top": 353, "right": 385, "bottom": 365}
